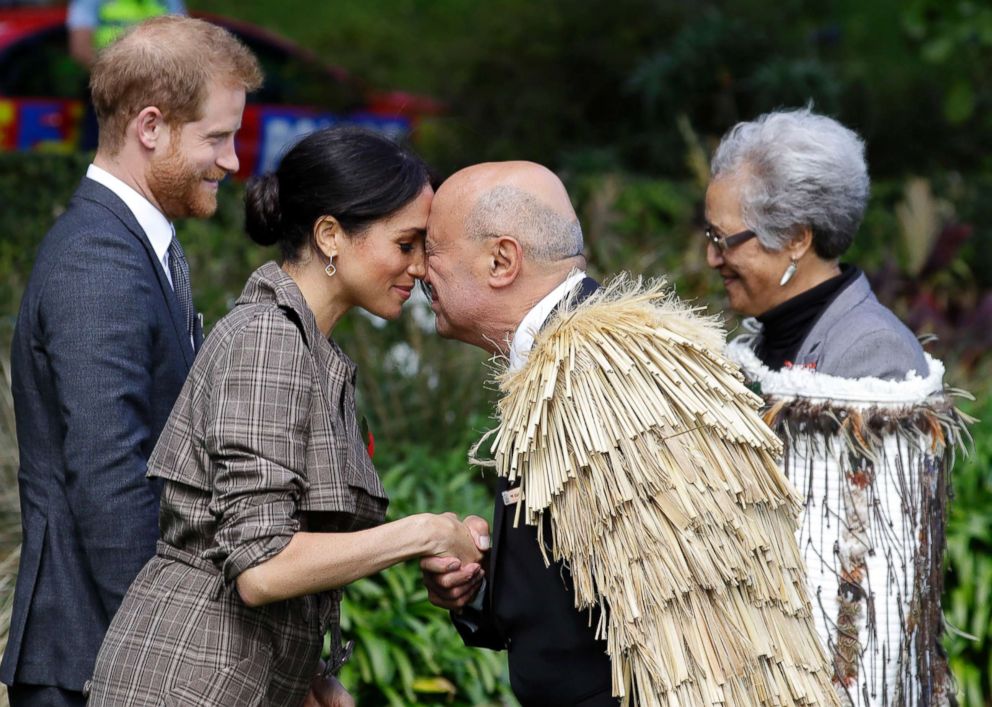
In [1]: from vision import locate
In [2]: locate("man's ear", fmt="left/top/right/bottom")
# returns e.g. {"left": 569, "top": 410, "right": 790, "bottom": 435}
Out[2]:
{"left": 312, "top": 215, "right": 344, "bottom": 261}
{"left": 489, "top": 236, "right": 522, "bottom": 288}
{"left": 135, "top": 106, "right": 166, "bottom": 150}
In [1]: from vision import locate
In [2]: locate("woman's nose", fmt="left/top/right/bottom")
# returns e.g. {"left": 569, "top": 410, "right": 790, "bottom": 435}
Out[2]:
{"left": 409, "top": 248, "right": 427, "bottom": 278}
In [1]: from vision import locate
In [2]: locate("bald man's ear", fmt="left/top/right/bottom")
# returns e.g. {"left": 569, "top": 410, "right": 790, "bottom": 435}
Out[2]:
{"left": 488, "top": 236, "right": 523, "bottom": 288}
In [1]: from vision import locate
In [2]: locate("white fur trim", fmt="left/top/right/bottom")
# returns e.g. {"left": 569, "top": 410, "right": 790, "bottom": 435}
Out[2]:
{"left": 726, "top": 337, "right": 945, "bottom": 406}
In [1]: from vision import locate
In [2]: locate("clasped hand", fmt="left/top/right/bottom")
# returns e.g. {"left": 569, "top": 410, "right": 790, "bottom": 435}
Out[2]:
{"left": 421, "top": 514, "right": 490, "bottom": 611}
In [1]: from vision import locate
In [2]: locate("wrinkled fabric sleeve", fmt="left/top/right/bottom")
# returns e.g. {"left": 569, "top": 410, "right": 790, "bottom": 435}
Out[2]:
{"left": 204, "top": 312, "right": 314, "bottom": 585}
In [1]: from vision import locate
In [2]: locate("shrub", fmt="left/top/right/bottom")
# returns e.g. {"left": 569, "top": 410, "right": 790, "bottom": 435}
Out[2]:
{"left": 943, "top": 375, "right": 992, "bottom": 706}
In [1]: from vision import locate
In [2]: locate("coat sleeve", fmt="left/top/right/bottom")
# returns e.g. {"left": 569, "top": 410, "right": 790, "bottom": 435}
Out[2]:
{"left": 41, "top": 231, "right": 164, "bottom": 617}
{"left": 451, "top": 579, "right": 505, "bottom": 650}
{"left": 203, "top": 311, "right": 313, "bottom": 586}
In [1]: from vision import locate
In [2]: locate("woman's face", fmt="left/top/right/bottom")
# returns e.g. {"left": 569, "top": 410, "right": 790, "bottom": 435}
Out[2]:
{"left": 337, "top": 185, "right": 432, "bottom": 320}
{"left": 704, "top": 175, "right": 794, "bottom": 317}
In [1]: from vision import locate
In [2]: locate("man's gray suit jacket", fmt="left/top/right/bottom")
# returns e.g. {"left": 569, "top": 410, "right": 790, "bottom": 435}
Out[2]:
{"left": 1, "top": 177, "right": 200, "bottom": 691}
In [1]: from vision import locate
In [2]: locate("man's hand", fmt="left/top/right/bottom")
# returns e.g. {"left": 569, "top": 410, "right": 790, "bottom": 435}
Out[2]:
{"left": 421, "top": 515, "right": 490, "bottom": 611}
{"left": 302, "top": 673, "right": 354, "bottom": 707}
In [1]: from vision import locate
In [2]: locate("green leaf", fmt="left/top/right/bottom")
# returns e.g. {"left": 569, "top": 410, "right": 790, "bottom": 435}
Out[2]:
{"left": 922, "top": 36, "right": 954, "bottom": 63}
{"left": 391, "top": 647, "right": 417, "bottom": 701}
{"left": 412, "top": 676, "right": 457, "bottom": 695}
{"left": 358, "top": 629, "right": 394, "bottom": 683}
{"left": 944, "top": 80, "right": 976, "bottom": 124}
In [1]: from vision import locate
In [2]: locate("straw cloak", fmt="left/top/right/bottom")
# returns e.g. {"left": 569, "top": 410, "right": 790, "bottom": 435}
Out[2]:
{"left": 726, "top": 330, "right": 971, "bottom": 707}
{"left": 474, "top": 275, "right": 840, "bottom": 706}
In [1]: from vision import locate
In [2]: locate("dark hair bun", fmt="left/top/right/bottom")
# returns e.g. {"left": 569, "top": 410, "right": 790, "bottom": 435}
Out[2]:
{"left": 242, "top": 126, "right": 430, "bottom": 263}
{"left": 244, "top": 172, "right": 282, "bottom": 246}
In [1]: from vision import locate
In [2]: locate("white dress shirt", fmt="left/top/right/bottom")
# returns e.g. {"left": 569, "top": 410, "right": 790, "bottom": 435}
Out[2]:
{"left": 86, "top": 163, "right": 176, "bottom": 289}
{"left": 507, "top": 270, "right": 587, "bottom": 372}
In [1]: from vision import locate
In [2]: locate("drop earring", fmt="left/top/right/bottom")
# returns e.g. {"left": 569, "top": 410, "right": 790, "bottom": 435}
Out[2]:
{"left": 325, "top": 254, "right": 337, "bottom": 277}
{"left": 779, "top": 257, "right": 798, "bottom": 287}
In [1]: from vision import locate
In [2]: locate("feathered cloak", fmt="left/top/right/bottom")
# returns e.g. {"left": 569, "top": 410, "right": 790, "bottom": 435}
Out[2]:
{"left": 726, "top": 335, "right": 971, "bottom": 707}
{"left": 474, "top": 276, "right": 840, "bottom": 706}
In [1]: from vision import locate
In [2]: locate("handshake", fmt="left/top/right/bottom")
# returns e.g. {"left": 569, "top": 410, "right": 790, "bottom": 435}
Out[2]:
{"left": 420, "top": 513, "right": 491, "bottom": 611}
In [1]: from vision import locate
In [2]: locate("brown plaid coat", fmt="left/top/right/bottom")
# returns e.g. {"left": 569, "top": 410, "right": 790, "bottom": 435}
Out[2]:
{"left": 87, "top": 262, "right": 387, "bottom": 706}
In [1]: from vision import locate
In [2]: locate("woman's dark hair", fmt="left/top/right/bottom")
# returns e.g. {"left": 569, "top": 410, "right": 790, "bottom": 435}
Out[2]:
{"left": 244, "top": 126, "right": 431, "bottom": 262}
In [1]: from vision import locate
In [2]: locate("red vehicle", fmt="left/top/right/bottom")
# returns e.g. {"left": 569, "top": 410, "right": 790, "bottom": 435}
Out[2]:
{"left": 0, "top": 6, "right": 441, "bottom": 178}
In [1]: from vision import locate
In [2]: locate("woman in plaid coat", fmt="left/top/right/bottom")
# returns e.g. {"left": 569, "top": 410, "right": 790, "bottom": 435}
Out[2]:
{"left": 86, "top": 127, "right": 484, "bottom": 706}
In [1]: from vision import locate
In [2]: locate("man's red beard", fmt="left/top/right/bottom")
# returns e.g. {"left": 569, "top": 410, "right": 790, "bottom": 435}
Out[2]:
{"left": 149, "top": 141, "right": 227, "bottom": 220}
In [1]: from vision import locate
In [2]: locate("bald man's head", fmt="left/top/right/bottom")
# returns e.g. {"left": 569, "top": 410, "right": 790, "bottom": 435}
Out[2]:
{"left": 425, "top": 161, "right": 587, "bottom": 353}
{"left": 433, "top": 161, "right": 583, "bottom": 262}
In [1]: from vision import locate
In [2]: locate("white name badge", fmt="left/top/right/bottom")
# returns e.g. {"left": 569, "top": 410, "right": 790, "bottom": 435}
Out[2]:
{"left": 502, "top": 487, "right": 522, "bottom": 506}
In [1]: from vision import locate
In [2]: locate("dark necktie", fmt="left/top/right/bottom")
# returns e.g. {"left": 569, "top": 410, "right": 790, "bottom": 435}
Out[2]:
{"left": 168, "top": 234, "right": 195, "bottom": 340}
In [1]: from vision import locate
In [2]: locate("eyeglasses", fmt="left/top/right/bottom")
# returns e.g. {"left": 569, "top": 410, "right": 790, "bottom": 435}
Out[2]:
{"left": 703, "top": 224, "right": 757, "bottom": 252}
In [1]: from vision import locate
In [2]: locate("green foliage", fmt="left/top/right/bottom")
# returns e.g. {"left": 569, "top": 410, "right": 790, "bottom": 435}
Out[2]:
{"left": 903, "top": 0, "right": 992, "bottom": 127}
{"left": 0, "top": 152, "right": 92, "bottom": 323}
{"left": 189, "top": 0, "right": 991, "bottom": 176}
{"left": 332, "top": 309, "right": 496, "bottom": 459}
{"left": 944, "top": 383, "right": 992, "bottom": 706}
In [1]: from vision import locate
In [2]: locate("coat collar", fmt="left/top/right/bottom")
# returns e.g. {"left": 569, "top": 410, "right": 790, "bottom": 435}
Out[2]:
{"left": 795, "top": 272, "right": 873, "bottom": 362}
{"left": 236, "top": 261, "right": 357, "bottom": 378}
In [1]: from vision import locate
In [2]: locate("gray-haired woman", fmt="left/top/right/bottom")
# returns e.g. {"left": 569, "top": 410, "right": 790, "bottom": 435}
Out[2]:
{"left": 704, "top": 107, "right": 925, "bottom": 378}
{"left": 705, "top": 108, "right": 967, "bottom": 706}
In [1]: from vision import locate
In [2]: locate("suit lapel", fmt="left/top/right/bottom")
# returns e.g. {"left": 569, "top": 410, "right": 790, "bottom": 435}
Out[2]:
{"left": 76, "top": 178, "right": 195, "bottom": 367}
{"left": 572, "top": 276, "right": 600, "bottom": 305}
{"left": 487, "top": 477, "right": 508, "bottom": 605}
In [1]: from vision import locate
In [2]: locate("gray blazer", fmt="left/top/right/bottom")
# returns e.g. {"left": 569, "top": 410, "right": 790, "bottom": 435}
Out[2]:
{"left": 750, "top": 272, "right": 927, "bottom": 380}
{"left": 2, "top": 178, "right": 200, "bottom": 690}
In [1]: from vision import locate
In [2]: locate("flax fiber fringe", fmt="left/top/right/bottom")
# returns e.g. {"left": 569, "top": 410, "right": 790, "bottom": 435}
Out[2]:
{"left": 473, "top": 275, "right": 840, "bottom": 706}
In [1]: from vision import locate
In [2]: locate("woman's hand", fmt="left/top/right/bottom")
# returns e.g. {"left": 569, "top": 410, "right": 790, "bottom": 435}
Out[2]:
{"left": 420, "top": 514, "right": 489, "bottom": 610}
{"left": 429, "top": 513, "right": 486, "bottom": 566}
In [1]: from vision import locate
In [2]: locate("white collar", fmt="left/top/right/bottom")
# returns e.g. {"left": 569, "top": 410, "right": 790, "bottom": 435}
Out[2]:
{"left": 508, "top": 270, "right": 587, "bottom": 372}
{"left": 86, "top": 164, "right": 174, "bottom": 273}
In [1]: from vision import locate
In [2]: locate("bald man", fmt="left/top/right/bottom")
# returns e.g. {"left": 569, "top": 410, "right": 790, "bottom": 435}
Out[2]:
{"left": 421, "top": 162, "right": 614, "bottom": 706}
{"left": 421, "top": 162, "right": 841, "bottom": 707}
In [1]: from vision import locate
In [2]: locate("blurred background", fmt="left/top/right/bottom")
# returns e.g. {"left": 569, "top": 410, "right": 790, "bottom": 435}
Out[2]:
{"left": 1, "top": 0, "right": 990, "bottom": 704}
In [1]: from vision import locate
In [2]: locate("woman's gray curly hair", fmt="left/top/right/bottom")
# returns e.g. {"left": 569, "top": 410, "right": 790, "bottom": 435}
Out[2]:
{"left": 710, "top": 107, "right": 870, "bottom": 259}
